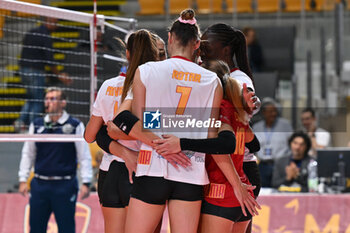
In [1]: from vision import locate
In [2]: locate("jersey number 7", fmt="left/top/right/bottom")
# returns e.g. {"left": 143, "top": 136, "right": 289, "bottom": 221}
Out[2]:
{"left": 176, "top": 86, "right": 192, "bottom": 115}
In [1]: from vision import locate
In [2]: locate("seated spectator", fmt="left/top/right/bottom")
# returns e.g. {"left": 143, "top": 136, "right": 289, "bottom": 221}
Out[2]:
{"left": 243, "top": 27, "right": 264, "bottom": 72}
{"left": 272, "top": 131, "right": 312, "bottom": 192}
{"left": 301, "top": 107, "right": 331, "bottom": 157}
{"left": 253, "top": 98, "right": 293, "bottom": 187}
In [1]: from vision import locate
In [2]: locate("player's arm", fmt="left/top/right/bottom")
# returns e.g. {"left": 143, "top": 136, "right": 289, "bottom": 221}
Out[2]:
{"left": 84, "top": 115, "right": 104, "bottom": 143}
{"left": 106, "top": 99, "right": 135, "bottom": 140}
{"left": 209, "top": 82, "right": 259, "bottom": 216}
{"left": 211, "top": 150, "right": 260, "bottom": 216}
{"left": 244, "top": 126, "right": 260, "bottom": 153}
{"left": 109, "top": 141, "right": 138, "bottom": 183}
{"left": 97, "top": 69, "right": 190, "bottom": 168}
{"left": 210, "top": 125, "right": 260, "bottom": 216}
{"left": 105, "top": 71, "right": 162, "bottom": 145}
{"left": 98, "top": 70, "right": 161, "bottom": 146}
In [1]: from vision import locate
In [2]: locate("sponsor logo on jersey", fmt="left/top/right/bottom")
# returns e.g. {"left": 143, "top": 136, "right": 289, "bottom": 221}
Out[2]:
{"left": 206, "top": 183, "right": 226, "bottom": 199}
{"left": 138, "top": 150, "right": 152, "bottom": 165}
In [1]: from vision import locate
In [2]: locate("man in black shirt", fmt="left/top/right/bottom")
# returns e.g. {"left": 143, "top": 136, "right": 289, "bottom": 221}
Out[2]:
{"left": 16, "top": 17, "right": 70, "bottom": 129}
{"left": 272, "top": 131, "right": 312, "bottom": 192}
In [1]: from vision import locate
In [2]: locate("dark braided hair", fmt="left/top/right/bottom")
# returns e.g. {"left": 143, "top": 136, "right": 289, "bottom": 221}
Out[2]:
{"left": 203, "top": 23, "right": 253, "bottom": 81}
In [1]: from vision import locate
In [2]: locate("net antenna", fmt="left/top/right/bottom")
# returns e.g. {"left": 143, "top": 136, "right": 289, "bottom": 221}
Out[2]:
{"left": 0, "top": 0, "right": 136, "bottom": 142}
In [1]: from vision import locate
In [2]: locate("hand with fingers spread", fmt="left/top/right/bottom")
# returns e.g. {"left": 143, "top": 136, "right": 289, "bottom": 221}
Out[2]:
{"left": 153, "top": 134, "right": 181, "bottom": 155}
{"left": 153, "top": 135, "right": 191, "bottom": 169}
{"left": 232, "top": 182, "right": 261, "bottom": 217}
{"left": 161, "top": 152, "right": 192, "bottom": 170}
{"left": 242, "top": 83, "right": 256, "bottom": 115}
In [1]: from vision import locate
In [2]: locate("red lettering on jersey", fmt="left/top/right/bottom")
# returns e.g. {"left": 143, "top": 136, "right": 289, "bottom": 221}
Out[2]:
{"left": 206, "top": 183, "right": 226, "bottom": 199}
{"left": 138, "top": 150, "right": 152, "bottom": 165}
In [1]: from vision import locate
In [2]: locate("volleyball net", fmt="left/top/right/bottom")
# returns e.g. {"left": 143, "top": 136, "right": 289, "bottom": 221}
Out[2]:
{"left": 0, "top": 0, "right": 135, "bottom": 141}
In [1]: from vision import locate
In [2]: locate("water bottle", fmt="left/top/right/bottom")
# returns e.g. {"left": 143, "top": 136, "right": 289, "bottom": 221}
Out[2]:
{"left": 318, "top": 177, "right": 326, "bottom": 193}
{"left": 307, "top": 159, "right": 318, "bottom": 193}
{"left": 337, "top": 153, "right": 346, "bottom": 192}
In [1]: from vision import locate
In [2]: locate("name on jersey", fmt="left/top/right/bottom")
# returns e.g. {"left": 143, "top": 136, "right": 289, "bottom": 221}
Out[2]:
{"left": 172, "top": 70, "right": 201, "bottom": 83}
{"left": 105, "top": 86, "right": 123, "bottom": 97}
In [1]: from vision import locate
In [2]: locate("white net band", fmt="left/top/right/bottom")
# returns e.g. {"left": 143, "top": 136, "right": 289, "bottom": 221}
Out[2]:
{"left": 1, "top": 0, "right": 105, "bottom": 26}
{"left": 0, "top": 133, "right": 84, "bottom": 142}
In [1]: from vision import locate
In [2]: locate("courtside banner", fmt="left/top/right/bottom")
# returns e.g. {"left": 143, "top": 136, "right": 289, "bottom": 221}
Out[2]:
{"left": 253, "top": 194, "right": 350, "bottom": 233}
{"left": 0, "top": 193, "right": 349, "bottom": 232}
{"left": 0, "top": 193, "right": 168, "bottom": 233}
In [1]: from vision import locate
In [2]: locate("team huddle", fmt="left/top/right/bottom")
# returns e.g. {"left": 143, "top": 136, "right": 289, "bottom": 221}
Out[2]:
{"left": 84, "top": 9, "right": 262, "bottom": 233}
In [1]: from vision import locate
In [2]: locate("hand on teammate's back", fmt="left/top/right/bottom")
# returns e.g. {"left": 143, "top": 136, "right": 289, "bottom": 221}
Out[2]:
{"left": 153, "top": 134, "right": 181, "bottom": 155}
{"left": 153, "top": 135, "right": 191, "bottom": 169}
{"left": 161, "top": 152, "right": 191, "bottom": 170}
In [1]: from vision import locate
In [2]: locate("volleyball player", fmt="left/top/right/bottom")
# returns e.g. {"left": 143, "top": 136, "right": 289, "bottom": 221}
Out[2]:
{"left": 152, "top": 33, "right": 167, "bottom": 61}
{"left": 200, "top": 60, "right": 259, "bottom": 232}
{"left": 114, "top": 9, "right": 233, "bottom": 233}
{"left": 84, "top": 29, "right": 159, "bottom": 233}
{"left": 200, "top": 24, "right": 262, "bottom": 233}
{"left": 153, "top": 60, "right": 261, "bottom": 232}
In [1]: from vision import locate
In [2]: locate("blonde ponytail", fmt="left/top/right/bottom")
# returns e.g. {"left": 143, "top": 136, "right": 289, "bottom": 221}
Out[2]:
{"left": 224, "top": 78, "right": 248, "bottom": 124}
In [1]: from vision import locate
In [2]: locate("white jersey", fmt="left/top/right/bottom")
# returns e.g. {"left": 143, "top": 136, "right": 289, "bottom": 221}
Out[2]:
{"left": 137, "top": 56, "right": 220, "bottom": 185}
{"left": 231, "top": 68, "right": 255, "bottom": 92}
{"left": 230, "top": 69, "right": 257, "bottom": 162}
{"left": 92, "top": 73, "right": 139, "bottom": 170}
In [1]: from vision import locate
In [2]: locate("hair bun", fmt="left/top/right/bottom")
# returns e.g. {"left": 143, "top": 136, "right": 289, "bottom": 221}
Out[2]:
{"left": 180, "top": 9, "right": 195, "bottom": 20}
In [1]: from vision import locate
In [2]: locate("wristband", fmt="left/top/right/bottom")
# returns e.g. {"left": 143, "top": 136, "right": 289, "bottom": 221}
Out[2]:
{"left": 245, "top": 135, "right": 260, "bottom": 153}
{"left": 113, "top": 110, "right": 139, "bottom": 135}
{"left": 180, "top": 130, "right": 236, "bottom": 154}
{"left": 96, "top": 125, "right": 112, "bottom": 154}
